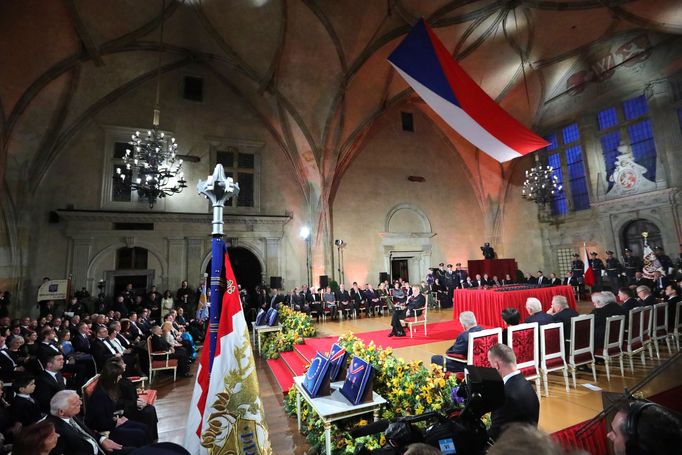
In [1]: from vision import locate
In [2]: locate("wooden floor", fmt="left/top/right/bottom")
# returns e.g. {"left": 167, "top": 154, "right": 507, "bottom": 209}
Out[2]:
{"left": 153, "top": 303, "right": 682, "bottom": 453}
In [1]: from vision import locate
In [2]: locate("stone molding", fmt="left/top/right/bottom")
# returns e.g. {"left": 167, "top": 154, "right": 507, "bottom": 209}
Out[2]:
{"left": 56, "top": 209, "right": 291, "bottom": 227}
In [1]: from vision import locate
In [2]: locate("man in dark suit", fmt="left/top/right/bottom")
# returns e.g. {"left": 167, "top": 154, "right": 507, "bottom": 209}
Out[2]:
{"left": 32, "top": 352, "right": 67, "bottom": 412}
{"left": 636, "top": 285, "right": 658, "bottom": 307}
{"left": 590, "top": 291, "right": 626, "bottom": 349}
{"left": 48, "top": 389, "right": 127, "bottom": 454}
{"left": 487, "top": 343, "right": 539, "bottom": 440}
{"left": 73, "top": 322, "right": 93, "bottom": 354}
{"left": 652, "top": 271, "right": 669, "bottom": 297}
{"left": 618, "top": 287, "right": 641, "bottom": 312}
{"left": 524, "top": 298, "right": 554, "bottom": 326}
{"left": 389, "top": 286, "right": 424, "bottom": 337}
{"left": 632, "top": 272, "right": 654, "bottom": 290}
{"left": 546, "top": 295, "right": 579, "bottom": 351}
{"left": 335, "top": 284, "right": 352, "bottom": 318}
{"left": 548, "top": 273, "right": 561, "bottom": 287}
{"left": 350, "top": 282, "right": 365, "bottom": 317}
{"left": 431, "top": 311, "right": 483, "bottom": 372}
{"left": 150, "top": 325, "right": 191, "bottom": 377}
{"left": 11, "top": 375, "right": 44, "bottom": 426}
{"left": 472, "top": 274, "right": 485, "bottom": 288}
{"left": 563, "top": 271, "right": 578, "bottom": 287}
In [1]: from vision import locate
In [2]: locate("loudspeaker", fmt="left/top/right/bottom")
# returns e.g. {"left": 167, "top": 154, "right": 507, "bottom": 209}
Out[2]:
{"left": 319, "top": 275, "right": 329, "bottom": 289}
{"left": 379, "top": 272, "right": 389, "bottom": 284}
{"left": 269, "top": 276, "right": 282, "bottom": 289}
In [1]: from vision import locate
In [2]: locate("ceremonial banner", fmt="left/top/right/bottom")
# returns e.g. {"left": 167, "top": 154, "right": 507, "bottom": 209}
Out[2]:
{"left": 388, "top": 19, "right": 549, "bottom": 162}
{"left": 583, "top": 245, "right": 595, "bottom": 288}
{"left": 642, "top": 240, "right": 663, "bottom": 278}
{"left": 37, "top": 280, "right": 69, "bottom": 301}
{"left": 185, "top": 247, "right": 271, "bottom": 454}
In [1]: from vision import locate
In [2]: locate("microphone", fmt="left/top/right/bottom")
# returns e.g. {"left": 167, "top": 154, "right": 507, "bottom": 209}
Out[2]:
{"left": 349, "top": 419, "right": 391, "bottom": 438}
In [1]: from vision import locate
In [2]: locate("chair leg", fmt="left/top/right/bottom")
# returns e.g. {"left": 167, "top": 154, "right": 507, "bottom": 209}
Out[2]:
{"left": 618, "top": 354, "right": 624, "bottom": 377}
{"left": 173, "top": 368, "right": 177, "bottom": 382}
{"left": 604, "top": 358, "right": 611, "bottom": 382}
{"left": 543, "top": 371, "right": 550, "bottom": 397}
{"left": 665, "top": 336, "right": 672, "bottom": 355}
{"left": 424, "top": 323, "right": 427, "bottom": 336}
{"left": 654, "top": 338, "right": 660, "bottom": 359}
{"left": 647, "top": 343, "right": 653, "bottom": 359}
{"left": 571, "top": 366, "right": 577, "bottom": 389}
{"left": 628, "top": 354, "right": 634, "bottom": 373}
{"left": 591, "top": 362, "right": 597, "bottom": 382}
{"left": 534, "top": 377, "right": 542, "bottom": 400}
{"left": 562, "top": 368, "right": 570, "bottom": 392}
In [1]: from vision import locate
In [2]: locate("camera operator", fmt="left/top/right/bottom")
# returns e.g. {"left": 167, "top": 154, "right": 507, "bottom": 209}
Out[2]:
{"left": 607, "top": 399, "right": 682, "bottom": 455}
{"left": 487, "top": 343, "right": 539, "bottom": 440}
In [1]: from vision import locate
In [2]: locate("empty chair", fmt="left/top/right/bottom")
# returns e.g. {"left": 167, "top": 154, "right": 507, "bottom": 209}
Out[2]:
{"left": 623, "top": 307, "right": 647, "bottom": 372}
{"left": 595, "top": 315, "right": 625, "bottom": 381}
{"left": 506, "top": 322, "right": 541, "bottom": 397}
{"left": 641, "top": 305, "right": 654, "bottom": 359}
{"left": 539, "top": 323, "right": 570, "bottom": 397}
{"left": 651, "top": 302, "right": 672, "bottom": 358}
{"left": 445, "top": 327, "right": 503, "bottom": 370}
{"left": 568, "top": 314, "right": 597, "bottom": 387}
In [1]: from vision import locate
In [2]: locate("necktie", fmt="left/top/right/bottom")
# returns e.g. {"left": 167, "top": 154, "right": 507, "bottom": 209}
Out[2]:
{"left": 70, "top": 418, "right": 103, "bottom": 455}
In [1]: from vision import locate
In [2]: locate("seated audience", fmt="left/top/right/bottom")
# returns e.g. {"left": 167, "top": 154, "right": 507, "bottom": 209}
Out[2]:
{"left": 323, "top": 286, "right": 338, "bottom": 320}
{"left": 524, "top": 298, "right": 554, "bottom": 326}
{"left": 150, "top": 325, "right": 191, "bottom": 378}
{"left": 487, "top": 344, "right": 540, "bottom": 440}
{"left": 11, "top": 375, "right": 44, "bottom": 426}
{"left": 636, "top": 285, "right": 658, "bottom": 306}
{"left": 663, "top": 284, "right": 681, "bottom": 330}
{"left": 502, "top": 274, "right": 514, "bottom": 285}
{"left": 431, "top": 311, "right": 483, "bottom": 372}
{"left": 0, "top": 380, "right": 20, "bottom": 452}
{"left": 549, "top": 273, "right": 561, "bottom": 286}
{"left": 488, "top": 423, "right": 564, "bottom": 455}
{"left": 618, "top": 287, "right": 640, "bottom": 312}
{"left": 33, "top": 352, "right": 66, "bottom": 413}
{"left": 546, "top": 295, "right": 579, "bottom": 342}
{"left": 501, "top": 307, "right": 521, "bottom": 344}
{"left": 591, "top": 291, "right": 625, "bottom": 350}
{"left": 607, "top": 400, "right": 682, "bottom": 455}
{"left": 389, "top": 286, "right": 424, "bottom": 338}
{"left": 11, "top": 419, "right": 59, "bottom": 455}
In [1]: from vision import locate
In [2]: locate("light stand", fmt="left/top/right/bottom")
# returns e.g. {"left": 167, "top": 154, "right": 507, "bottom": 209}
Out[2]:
{"left": 335, "top": 239, "right": 345, "bottom": 285}
{"left": 300, "top": 226, "right": 312, "bottom": 286}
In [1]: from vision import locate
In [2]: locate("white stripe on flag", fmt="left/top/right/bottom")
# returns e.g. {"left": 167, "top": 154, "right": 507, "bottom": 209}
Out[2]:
{"left": 391, "top": 65, "right": 522, "bottom": 162}
{"left": 184, "top": 362, "right": 207, "bottom": 455}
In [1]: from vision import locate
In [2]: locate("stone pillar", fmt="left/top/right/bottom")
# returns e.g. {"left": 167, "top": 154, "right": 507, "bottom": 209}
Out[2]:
{"left": 71, "top": 238, "right": 93, "bottom": 293}
{"left": 265, "top": 238, "right": 280, "bottom": 280}
{"left": 580, "top": 114, "right": 605, "bottom": 201}
{"left": 167, "top": 237, "right": 186, "bottom": 290}
{"left": 186, "top": 238, "right": 205, "bottom": 286}
{"left": 646, "top": 79, "right": 680, "bottom": 187}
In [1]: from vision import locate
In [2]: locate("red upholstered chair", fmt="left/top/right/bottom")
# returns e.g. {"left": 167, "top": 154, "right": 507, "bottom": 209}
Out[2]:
{"left": 539, "top": 323, "right": 570, "bottom": 397}
{"left": 401, "top": 304, "right": 428, "bottom": 338}
{"left": 445, "top": 328, "right": 502, "bottom": 369}
{"left": 651, "top": 302, "right": 672, "bottom": 358}
{"left": 595, "top": 315, "right": 625, "bottom": 382}
{"left": 146, "top": 336, "right": 178, "bottom": 383}
{"left": 624, "top": 307, "right": 646, "bottom": 372}
{"left": 568, "top": 314, "right": 596, "bottom": 388}
{"left": 674, "top": 301, "right": 682, "bottom": 352}
{"left": 641, "top": 305, "right": 654, "bottom": 360}
{"left": 507, "top": 322, "right": 541, "bottom": 397}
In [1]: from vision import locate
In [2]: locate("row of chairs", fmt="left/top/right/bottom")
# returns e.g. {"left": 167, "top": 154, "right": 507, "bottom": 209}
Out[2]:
{"left": 445, "top": 301, "right": 682, "bottom": 397}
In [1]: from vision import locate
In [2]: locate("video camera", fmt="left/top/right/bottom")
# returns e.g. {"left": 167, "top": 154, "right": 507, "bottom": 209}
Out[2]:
{"left": 351, "top": 366, "right": 504, "bottom": 455}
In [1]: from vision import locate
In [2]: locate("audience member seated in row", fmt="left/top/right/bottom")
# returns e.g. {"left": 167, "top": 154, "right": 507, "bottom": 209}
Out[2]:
{"left": 11, "top": 419, "right": 58, "bottom": 455}
{"left": 524, "top": 298, "right": 554, "bottom": 326}
{"left": 500, "top": 308, "right": 520, "bottom": 345}
{"left": 388, "top": 286, "right": 424, "bottom": 338}
{"left": 618, "top": 287, "right": 640, "bottom": 312}
{"left": 150, "top": 325, "right": 191, "bottom": 378}
{"left": 430, "top": 311, "right": 483, "bottom": 372}
{"left": 636, "top": 285, "right": 657, "bottom": 306}
{"left": 10, "top": 375, "right": 44, "bottom": 426}
{"left": 546, "top": 295, "right": 579, "bottom": 343}
{"left": 590, "top": 291, "right": 625, "bottom": 351}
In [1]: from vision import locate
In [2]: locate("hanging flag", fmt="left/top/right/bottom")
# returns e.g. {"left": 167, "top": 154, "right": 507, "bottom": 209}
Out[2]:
{"left": 642, "top": 240, "right": 663, "bottom": 279}
{"left": 184, "top": 249, "right": 271, "bottom": 454}
{"left": 387, "top": 19, "right": 549, "bottom": 162}
{"left": 37, "top": 279, "right": 70, "bottom": 301}
{"left": 583, "top": 244, "right": 595, "bottom": 288}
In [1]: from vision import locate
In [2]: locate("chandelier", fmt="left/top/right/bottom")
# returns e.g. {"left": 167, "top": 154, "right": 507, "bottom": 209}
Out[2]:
{"left": 113, "top": 0, "right": 186, "bottom": 208}
{"left": 521, "top": 156, "right": 563, "bottom": 206}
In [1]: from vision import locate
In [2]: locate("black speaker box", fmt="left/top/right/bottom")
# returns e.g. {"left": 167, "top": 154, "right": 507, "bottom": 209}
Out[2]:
{"left": 319, "top": 275, "right": 329, "bottom": 289}
{"left": 270, "top": 276, "right": 282, "bottom": 289}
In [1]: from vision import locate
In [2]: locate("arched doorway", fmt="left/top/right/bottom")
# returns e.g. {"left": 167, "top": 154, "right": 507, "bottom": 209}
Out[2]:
{"left": 621, "top": 219, "right": 663, "bottom": 257}
{"left": 204, "top": 247, "right": 262, "bottom": 290}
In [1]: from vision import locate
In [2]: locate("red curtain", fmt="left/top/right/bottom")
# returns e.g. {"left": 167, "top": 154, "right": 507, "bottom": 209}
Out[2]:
{"left": 551, "top": 416, "right": 610, "bottom": 455}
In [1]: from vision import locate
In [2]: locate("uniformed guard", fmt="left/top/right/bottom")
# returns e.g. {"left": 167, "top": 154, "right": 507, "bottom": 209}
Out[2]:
{"left": 443, "top": 264, "right": 458, "bottom": 308}
{"left": 622, "top": 248, "right": 641, "bottom": 285}
{"left": 605, "top": 250, "right": 623, "bottom": 292}
{"left": 654, "top": 246, "right": 674, "bottom": 274}
{"left": 589, "top": 252, "right": 605, "bottom": 290}
{"left": 571, "top": 253, "right": 584, "bottom": 280}
{"left": 434, "top": 263, "right": 446, "bottom": 286}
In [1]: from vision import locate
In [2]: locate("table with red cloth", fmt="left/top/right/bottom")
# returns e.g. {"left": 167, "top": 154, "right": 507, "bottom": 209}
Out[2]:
{"left": 452, "top": 285, "right": 577, "bottom": 327}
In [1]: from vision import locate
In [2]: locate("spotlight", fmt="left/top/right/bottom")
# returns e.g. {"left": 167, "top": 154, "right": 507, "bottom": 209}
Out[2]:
{"left": 335, "top": 239, "right": 344, "bottom": 246}
{"left": 300, "top": 226, "right": 311, "bottom": 240}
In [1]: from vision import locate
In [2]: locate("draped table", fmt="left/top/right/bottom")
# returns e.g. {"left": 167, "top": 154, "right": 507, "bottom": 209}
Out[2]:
{"left": 452, "top": 285, "right": 577, "bottom": 327}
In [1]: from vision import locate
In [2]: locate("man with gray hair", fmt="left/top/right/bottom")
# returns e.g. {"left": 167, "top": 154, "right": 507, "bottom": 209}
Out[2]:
{"left": 546, "top": 294, "right": 579, "bottom": 342}
{"left": 48, "top": 389, "right": 125, "bottom": 454}
{"left": 636, "top": 285, "right": 658, "bottom": 306}
{"left": 487, "top": 343, "right": 540, "bottom": 440}
{"left": 430, "top": 311, "right": 482, "bottom": 372}
{"left": 591, "top": 291, "right": 625, "bottom": 350}
{"left": 524, "top": 298, "right": 554, "bottom": 326}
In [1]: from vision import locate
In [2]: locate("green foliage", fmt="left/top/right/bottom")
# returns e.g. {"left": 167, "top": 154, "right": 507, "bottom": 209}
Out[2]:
{"left": 260, "top": 305, "right": 316, "bottom": 359}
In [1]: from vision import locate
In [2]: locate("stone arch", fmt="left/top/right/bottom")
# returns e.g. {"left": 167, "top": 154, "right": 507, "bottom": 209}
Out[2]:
{"left": 200, "top": 241, "right": 266, "bottom": 283}
{"left": 87, "top": 240, "right": 167, "bottom": 283}
{"left": 384, "top": 203, "right": 432, "bottom": 233}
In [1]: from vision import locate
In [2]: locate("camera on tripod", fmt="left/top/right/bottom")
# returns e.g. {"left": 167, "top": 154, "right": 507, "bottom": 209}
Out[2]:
{"left": 351, "top": 366, "right": 504, "bottom": 455}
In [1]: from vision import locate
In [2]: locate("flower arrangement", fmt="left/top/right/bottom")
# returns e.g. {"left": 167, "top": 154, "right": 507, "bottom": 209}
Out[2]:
{"left": 260, "top": 305, "right": 316, "bottom": 359}
{"left": 284, "top": 332, "right": 463, "bottom": 454}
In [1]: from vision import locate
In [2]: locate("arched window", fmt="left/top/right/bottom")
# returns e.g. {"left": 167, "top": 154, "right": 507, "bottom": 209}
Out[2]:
{"left": 621, "top": 219, "right": 662, "bottom": 257}
{"left": 116, "top": 247, "right": 148, "bottom": 270}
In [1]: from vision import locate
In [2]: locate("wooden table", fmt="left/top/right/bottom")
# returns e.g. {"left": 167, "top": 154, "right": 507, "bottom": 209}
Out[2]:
{"left": 252, "top": 324, "right": 282, "bottom": 354}
{"left": 293, "top": 376, "right": 387, "bottom": 455}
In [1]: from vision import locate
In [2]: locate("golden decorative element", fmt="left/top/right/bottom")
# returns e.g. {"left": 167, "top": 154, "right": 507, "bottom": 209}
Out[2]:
{"left": 642, "top": 232, "right": 648, "bottom": 238}
{"left": 226, "top": 279, "right": 236, "bottom": 295}
{"left": 201, "top": 327, "right": 272, "bottom": 454}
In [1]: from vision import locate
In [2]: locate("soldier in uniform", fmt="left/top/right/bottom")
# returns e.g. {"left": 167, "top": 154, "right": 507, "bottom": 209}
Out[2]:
{"left": 589, "top": 252, "right": 605, "bottom": 291}
{"left": 655, "top": 246, "right": 674, "bottom": 274}
{"left": 622, "top": 248, "right": 641, "bottom": 285}
{"left": 433, "top": 263, "right": 446, "bottom": 287}
{"left": 443, "top": 264, "right": 458, "bottom": 308}
{"left": 454, "top": 263, "right": 468, "bottom": 283}
{"left": 571, "top": 253, "right": 584, "bottom": 281}
{"left": 605, "top": 250, "right": 623, "bottom": 292}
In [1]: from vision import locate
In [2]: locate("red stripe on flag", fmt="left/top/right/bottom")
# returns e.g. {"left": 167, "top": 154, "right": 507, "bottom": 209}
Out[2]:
{"left": 423, "top": 21, "right": 549, "bottom": 155}
{"left": 213, "top": 252, "right": 242, "bottom": 358}
{"left": 194, "top": 323, "right": 211, "bottom": 437}
{"left": 583, "top": 246, "right": 595, "bottom": 288}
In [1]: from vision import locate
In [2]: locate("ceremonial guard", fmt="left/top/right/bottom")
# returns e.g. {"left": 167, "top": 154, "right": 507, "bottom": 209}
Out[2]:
{"left": 654, "top": 246, "right": 674, "bottom": 274}
{"left": 605, "top": 250, "right": 623, "bottom": 292}
{"left": 622, "top": 248, "right": 641, "bottom": 284}
{"left": 589, "top": 252, "right": 605, "bottom": 290}
{"left": 434, "top": 263, "right": 446, "bottom": 287}
{"left": 571, "top": 254, "right": 584, "bottom": 280}
{"left": 454, "top": 263, "right": 468, "bottom": 283}
{"left": 443, "top": 264, "right": 458, "bottom": 308}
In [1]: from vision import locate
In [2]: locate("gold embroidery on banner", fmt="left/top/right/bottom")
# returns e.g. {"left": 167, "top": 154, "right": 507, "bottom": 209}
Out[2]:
{"left": 201, "top": 328, "right": 272, "bottom": 454}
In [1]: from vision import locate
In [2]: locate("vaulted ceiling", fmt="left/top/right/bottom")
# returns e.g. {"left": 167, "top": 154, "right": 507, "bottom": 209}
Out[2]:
{"left": 1, "top": 0, "right": 681, "bottom": 211}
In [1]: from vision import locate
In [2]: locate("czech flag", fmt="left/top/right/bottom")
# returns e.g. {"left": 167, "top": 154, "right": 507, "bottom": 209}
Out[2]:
{"left": 388, "top": 19, "right": 549, "bottom": 162}
{"left": 583, "top": 244, "right": 595, "bottom": 288}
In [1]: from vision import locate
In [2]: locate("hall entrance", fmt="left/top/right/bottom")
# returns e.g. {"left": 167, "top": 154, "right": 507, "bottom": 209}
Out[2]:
{"left": 204, "top": 247, "right": 263, "bottom": 290}
{"left": 621, "top": 219, "right": 662, "bottom": 257}
{"left": 391, "top": 258, "right": 409, "bottom": 282}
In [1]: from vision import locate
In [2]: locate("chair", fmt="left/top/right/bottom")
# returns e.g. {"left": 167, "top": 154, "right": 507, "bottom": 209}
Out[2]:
{"left": 507, "top": 322, "right": 541, "bottom": 397}
{"left": 568, "top": 314, "right": 596, "bottom": 387}
{"left": 321, "top": 300, "right": 333, "bottom": 321}
{"left": 401, "top": 304, "right": 428, "bottom": 338}
{"left": 146, "top": 336, "right": 178, "bottom": 383}
{"left": 674, "top": 301, "right": 682, "bottom": 351}
{"left": 624, "top": 307, "right": 646, "bottom": 372}
{"left": 595, "top": 315, "right": 625, "bottom": 382}
{"left": 539, "top": 323, "right": 570, "bottom": 397}
{"left": 81, "top": 374, "right": 100, "bottom": 416}
{"left": 651, "top": 302, "right": 672, "bottom": 358}
{"left": 641, "top": 305, "right": 654, "bottom": 359}
{"left": 445, "top": 328, "right": 503, "bottom": 369}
